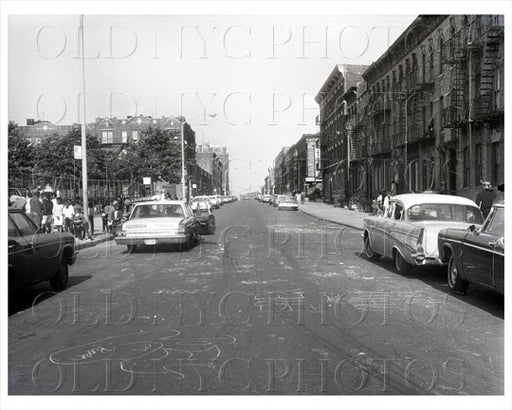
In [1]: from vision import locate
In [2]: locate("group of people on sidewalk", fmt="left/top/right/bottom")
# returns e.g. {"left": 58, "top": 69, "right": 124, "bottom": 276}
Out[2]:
{"left": 9, "top": 188, "right": 95, "bottom": 240}
{"left": 9, "top": 188, "right": 137, "bottom": 240}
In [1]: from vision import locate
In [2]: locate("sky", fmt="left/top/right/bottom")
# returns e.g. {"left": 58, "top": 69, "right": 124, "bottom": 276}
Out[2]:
{"left": 8, "top": 13, "right": 419, "bottom": 193}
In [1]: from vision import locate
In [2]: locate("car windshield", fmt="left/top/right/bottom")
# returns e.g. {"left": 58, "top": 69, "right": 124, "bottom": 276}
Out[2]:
{"left": 407, "top": 203, "right": 483, "bottom": 223}
{"left": 131, "top": 204, "right": 184, "bottom": 219}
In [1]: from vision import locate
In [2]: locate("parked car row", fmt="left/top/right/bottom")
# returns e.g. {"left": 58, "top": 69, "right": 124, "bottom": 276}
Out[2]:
{"left": 256, "top": 194, "right": 299, "bottom": 211}
{"left": 117, "top": 195, "right": 237, "bottom": 253}
{"left": 8, "top": 195, "right": 237, "bottom": 293}
{"left": 362, "top": 193, "right": 504, "bottom": 295}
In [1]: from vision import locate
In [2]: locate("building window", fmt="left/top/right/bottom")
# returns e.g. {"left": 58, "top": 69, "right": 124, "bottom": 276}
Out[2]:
{"left": 101, "top": 130, "right": 113, "bottom": 144}
{"left": 463, "top": 147, "right": 470, "bottom": 187}
{"left": 132, "top": 131, "right": 139, "bottom": 142}
{"left": 492, "top": 142, "right": 501, "bottom": 185}
{"left": 121, "top": 131, "right": 128, "bottom": 143}
{"left": 439, "top": 37, "right": 444, "bottom": 75}
{"left": 475, "top": 143, "right": 482, "bottom": 184}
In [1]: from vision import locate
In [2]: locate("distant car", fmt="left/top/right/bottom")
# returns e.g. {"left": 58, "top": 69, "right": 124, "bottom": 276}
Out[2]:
{"left": 363, "top": 194, "right": 483, "bottom": 274}
{"left": 261, "top": 194, "right": 272, "bottom": 203}
{"left": 115, "top": 200, "right": 200, "bottom": 252}
{"left": 191, "top": 200, "right": 216, "bottom": 235}
{"left": 438, "top": 202, "right": 504, "bottom": 294}
{"left": 208, "top": 195, "right": 223, "bottom": 208}
{"left": 8, "top": 208, "right": 77, "bottom": 292}
{"left": 277, "top": 195, "right": 299, "bottom": 211}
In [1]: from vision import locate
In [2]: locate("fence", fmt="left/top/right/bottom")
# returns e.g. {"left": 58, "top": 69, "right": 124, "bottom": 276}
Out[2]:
{"left": 9, "top": 171, "right": 145, "bottom": 204}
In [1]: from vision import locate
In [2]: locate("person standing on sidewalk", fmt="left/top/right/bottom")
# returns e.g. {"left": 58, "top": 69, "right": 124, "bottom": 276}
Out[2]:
{"left": 104, "top": 200, "right": 115, "bottom": 233}
{"left": 28, "top": 190, "right": 42, "bottom": 229}
{"left": 63, "top": 200, "right": 74, "bottom": 233}
{"left": 41, "top": 193, "right": 54, "bottom": 233}
{"left": 88, "top": 200, "right": 95, "bottom": 236}
{"left": 475, "top": 181, "right": 496, "bottom": 219}
{"left": 52, "top": 197, "right": 64, "bottom": 232}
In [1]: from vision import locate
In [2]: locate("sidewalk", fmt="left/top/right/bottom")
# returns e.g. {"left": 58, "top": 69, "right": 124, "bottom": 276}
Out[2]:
{"left": 298, "top": 201, "right": 369, "bottom": 231}
{"left": 74, "top": 215, "right": 114, "bottom": 250}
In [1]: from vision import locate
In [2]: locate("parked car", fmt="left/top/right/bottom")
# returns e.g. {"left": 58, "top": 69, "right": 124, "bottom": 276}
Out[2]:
{"left": 191, "top": 200, "right": 216, "bottom": 235}
{"left": 193, "top": 196, "right": 217, "bottom": 209}
{"left": 277, "top": 195, "right": 299, "bottom": 211}
{"left": 208, "top": 195, "right": 222, "bottom": 208}
{"left": 261, "top": 194, "right": 272, "bottom": 203}
{"left": 438, "top": 201, "right": 504, "bottom": 294}
{"left": 8, "top": 208, "right": 77, "bottom": 292}
{"left": 115, "top": 200, "right": 200, "bottom": 252}
{"left": 362, "top": 194, "right": 483, "bottom": 274}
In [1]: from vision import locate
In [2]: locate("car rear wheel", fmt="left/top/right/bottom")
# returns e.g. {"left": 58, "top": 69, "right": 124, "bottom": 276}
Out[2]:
{"left": 127, "top": 244, "right": 137, "bottom": 253}
{"left": 447, "top": 256, "right": 469, "bottom": 294}
{"left": 208, "top": 220, "right": 216, "bottom": 235}
{"left": 394, "top": 250, "right": 413, "bottom": 275}
{"left": 364, "top": 235, "right": 380, "bottom": 260}
{"left": 50, "top": 261, "right": 68, "bottom": 291}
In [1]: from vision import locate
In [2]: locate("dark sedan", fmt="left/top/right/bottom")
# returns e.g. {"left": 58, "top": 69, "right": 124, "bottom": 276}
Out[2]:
{"left": 8, "top": 208, "right": 77, "bottom": 292}
{"left": 438, "top": 202, "right": 504, "bottom": 294}
{"left": 191, "top": 200, "right": 216, "bottom": 234}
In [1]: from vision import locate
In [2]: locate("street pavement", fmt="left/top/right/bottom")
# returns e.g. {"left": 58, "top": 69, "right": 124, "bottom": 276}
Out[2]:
{"left": 8, "top": 200, "right": 504, "bottom": 395}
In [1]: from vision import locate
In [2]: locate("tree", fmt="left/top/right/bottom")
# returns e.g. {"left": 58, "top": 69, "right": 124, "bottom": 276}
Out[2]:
{"left": 33, "top": 129, "right": 107, "bottom": 188}
{"left": 124, "top": 126, "right": 182, "bottom": 184}
{"left": 8, "top": 121, "right": 35, "bottom": 187}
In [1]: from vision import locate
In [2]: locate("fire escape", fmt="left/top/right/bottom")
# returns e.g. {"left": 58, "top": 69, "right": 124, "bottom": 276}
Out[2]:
{"left": 442, "top": 28, "right": 468, "bottom": 138}
{"left": 474, "top": 23, "right": 504, "bottom": 123}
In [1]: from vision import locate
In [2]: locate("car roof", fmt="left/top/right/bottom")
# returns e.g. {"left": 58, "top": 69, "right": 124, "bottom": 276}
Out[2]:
{"left": 391, "top": 193, "right": 479, "bottom": 209}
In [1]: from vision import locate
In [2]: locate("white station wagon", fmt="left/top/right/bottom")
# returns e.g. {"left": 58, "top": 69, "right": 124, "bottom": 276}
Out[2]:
{"left": 115, "top": 200, "right": 200, "bottom": 252}
{"left": 362, "top": 193, "right": 483, "bottom": 274}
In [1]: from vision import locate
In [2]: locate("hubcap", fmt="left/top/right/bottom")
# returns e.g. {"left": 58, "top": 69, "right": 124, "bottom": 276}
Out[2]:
{"left": 395, "top": 253, "right": 402, "bottom": 270}
{"left": 449, "top": 263, "right": 458, "bottom": 286}
{"left": 365, "top": 238, "right": 373, "bottom": 257}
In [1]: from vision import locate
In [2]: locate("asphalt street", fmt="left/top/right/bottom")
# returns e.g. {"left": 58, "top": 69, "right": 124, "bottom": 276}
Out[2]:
{"left": 8, "top": 200, "right": 504, "bottom": 395}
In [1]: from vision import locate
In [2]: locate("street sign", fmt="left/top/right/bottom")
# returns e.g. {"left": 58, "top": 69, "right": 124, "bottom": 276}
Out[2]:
{"left": 73, "top": 145, "right": 82, "bottom": 159}
{"left": 143, "top": 177, "right": 151, "bottom": 185}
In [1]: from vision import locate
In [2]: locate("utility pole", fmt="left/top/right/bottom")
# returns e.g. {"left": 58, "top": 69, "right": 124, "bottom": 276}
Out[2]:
{"left": 181, "top": 120, "right": 186, "bottom": 200}
{"left": 80, "top": 15, "right": 88, "bottom": 213}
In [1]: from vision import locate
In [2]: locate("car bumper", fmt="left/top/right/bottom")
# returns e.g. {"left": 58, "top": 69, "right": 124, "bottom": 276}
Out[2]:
{"left": 115, "top": 235, "right": 189, "bottom": 246}
{"left": 411, "top": 254, "right": 443, "bottom": 266}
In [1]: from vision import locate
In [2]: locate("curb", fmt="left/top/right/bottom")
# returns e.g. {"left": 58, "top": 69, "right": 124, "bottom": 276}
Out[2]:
{"left": 298, "top": 207, "right": 365, "bottom": 231}
{"left": 75, "top": 234, "right": 114, "bottom": 250}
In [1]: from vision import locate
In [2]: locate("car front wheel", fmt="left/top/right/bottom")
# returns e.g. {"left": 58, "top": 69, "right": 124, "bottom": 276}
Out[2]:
{"left": 447, "top": 256, "right": 469, "bottom": 294}
{"left": 364, "top": 235, "right": 379, "bottom": 260}
{"left": 50, "top": 261, "right": 69, "bottom": 291}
